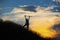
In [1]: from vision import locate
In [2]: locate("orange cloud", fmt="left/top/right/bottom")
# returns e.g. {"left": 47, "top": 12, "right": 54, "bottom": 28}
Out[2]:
{"left": 29, "top": 16, "right": 59, "bottom": 38}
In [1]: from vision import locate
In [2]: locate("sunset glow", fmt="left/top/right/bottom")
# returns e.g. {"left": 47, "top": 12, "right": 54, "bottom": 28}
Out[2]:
{"left": 29, "top": 16, "right": 59, "bottom": 38}
{"left": 1, "top": 0, "right": 60, "bottom": 39}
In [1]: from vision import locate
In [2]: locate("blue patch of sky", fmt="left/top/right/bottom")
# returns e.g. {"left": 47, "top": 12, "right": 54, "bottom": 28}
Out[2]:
{"left": 0, "top": 0, "right": 60, "bottom": 15}
{"left": 1, "top": 0, "right": 58, "bottom": 7}
{"left": 0, "top": 7, "right": 13, "bottom": 14}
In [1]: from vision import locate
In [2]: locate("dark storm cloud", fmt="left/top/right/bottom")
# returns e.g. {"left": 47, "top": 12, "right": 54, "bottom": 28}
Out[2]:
{"left": 20, "top": 6, "right": 37, "bottom": 12}
{"left": 53, "top": 23, "right": 60, "bottom": 30}
{"left": 52, "top": 23, "right": 60, "bottom": 40}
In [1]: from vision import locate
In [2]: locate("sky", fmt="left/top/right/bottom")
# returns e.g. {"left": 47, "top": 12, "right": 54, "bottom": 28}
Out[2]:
{"left": 0, "top": 0, "right": 60, "bottom": 14}
{"left": 0, "top": 0, "right": 60, "bottom": 39}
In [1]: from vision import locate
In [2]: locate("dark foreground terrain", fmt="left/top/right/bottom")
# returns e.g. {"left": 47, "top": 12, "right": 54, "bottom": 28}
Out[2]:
{"left": 0, "top": 19, "right": 53, "bottom": 40}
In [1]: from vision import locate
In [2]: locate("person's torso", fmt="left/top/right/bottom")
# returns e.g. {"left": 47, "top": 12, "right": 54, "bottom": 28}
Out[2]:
{"left": 25, "top": 19, "right": 29, "bottom": 24}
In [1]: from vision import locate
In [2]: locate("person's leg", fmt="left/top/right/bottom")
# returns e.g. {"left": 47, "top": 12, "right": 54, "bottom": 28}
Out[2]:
{"left": 26, "top": 25, "right": 29, "bottom": 30}
{"left": 23, "top": 24, "right": 26, "bottom": 28}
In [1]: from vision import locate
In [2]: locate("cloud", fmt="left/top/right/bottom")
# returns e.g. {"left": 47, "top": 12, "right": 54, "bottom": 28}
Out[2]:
{"left": 19, "top": 5, "right": 29, "bottom": 7}
{"left": 52, "top": 17, "right": 60, "bottom": 33}
{"left": 12, "top": 5, "right": 37, "bottom": 12}
{"left": 1, "top": 6, "right": 60, "bottom": 38}
{"left": 11, "top": 5, "right": 59, "bottom": 14}
{"left": 52, "top": 0, "right": 60, "bottom": 2}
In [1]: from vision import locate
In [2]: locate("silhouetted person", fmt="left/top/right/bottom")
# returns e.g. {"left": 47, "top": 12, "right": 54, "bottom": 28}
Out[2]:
{"left": 23, "top": 15, "right": 30, "bottom": 30}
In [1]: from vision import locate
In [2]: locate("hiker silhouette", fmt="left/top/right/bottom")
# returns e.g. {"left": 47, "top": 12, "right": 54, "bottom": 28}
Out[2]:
{"left": 23, "top": 15, "right": 30, "bottom": 30}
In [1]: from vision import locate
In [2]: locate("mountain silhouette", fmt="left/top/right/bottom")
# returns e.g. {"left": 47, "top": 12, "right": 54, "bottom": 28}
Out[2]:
{"left": 0, "top": 19, "right": 52, "bottom": 40}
